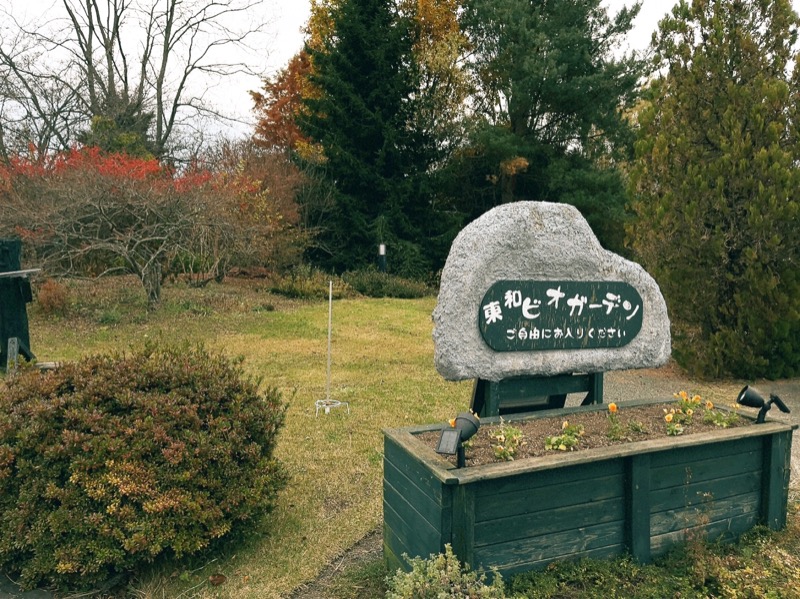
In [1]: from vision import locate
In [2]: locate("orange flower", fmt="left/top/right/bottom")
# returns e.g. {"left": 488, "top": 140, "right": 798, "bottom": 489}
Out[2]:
{"left": 665, "top": 413, "right": 674, "bottom": 423}
{"left": 705, "top": 401, "right": 714, "bottom": 410}
{"left": 608, "top": 403, "right": 618, "bottom": 414}
{"left": 448, "top": 418, "right": 456, "bottom": 428}
{"left": 692, "top": 395, "right": 702, "bottom": 404}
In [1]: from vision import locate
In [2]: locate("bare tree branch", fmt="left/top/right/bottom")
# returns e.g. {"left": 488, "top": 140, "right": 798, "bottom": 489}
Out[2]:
{"left": 0, "top": 0, "right": 271, "bottom": 160}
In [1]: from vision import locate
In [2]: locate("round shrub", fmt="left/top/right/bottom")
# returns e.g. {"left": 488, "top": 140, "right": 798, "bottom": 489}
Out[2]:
{"left": 35, "top": 278, "right": 70, "bottom": 316}
{"left": 0, "top": 344, "right": 287, "bottom": 591}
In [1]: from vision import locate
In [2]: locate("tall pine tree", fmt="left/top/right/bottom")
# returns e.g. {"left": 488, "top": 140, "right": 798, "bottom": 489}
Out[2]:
{"left": 441, "top": 0, "right": 642, "bottom": 252}
{"left": 299, "top": 0, "right": 436, "bottom": 275}
{"left": 629, "top": 0, "right": 800, "bottom": 378}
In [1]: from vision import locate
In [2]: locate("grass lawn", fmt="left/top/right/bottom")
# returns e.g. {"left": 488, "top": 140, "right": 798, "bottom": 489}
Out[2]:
{"left": 28, "top": 276, "right": 469, "bottom": 598}
{"left": 20, "top": 276, "right": 800, "bottom": 598}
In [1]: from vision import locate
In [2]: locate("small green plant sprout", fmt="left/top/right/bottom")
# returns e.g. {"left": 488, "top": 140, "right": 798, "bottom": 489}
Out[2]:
{"left": 627, "top": 420, "right": 647, "bottom": 435}
{"left": 669, "top": 390, "right": 704, "bottom": 426}
{"left": 664, "top": 410, "right": 684, "bottom": 436}
{"left": 489, "top": 418, "right": 525, "bottom": 461}
{"left": 545, "top": 420, "right": 584, "bottom": 451}
{"left": 606, "top": 402, "right": 624, "bottom": 441}
{"left": 385, "top": 544, "right": 505, "bottom": 598}
{"left": 702, "top": 399, "right": 741, "bottom": 428}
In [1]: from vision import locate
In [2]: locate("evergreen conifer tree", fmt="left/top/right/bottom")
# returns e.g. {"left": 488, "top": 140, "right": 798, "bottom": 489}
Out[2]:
{"left": 443, "top": 0, "right": 642, "bottom": 253}
{"left": 629, "top": 0, "right": 800, "bottom": 378}
{"left": 300, "top": 0, "right": 436, "bottom": 275}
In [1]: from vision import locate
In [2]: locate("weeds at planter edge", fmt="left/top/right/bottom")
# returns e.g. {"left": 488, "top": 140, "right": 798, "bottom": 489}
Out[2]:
{"left": 323, "top": 501, "right": 800, "bottom": 599}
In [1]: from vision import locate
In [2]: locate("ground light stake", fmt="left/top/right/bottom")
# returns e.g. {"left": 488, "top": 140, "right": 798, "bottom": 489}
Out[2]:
{"left": 315, "top": 281, "right": 349, "bottom": 416}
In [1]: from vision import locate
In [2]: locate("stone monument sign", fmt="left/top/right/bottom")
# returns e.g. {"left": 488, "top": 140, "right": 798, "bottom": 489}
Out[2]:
{"left": 433, "top": 201, "right": 671, "bottom": 383}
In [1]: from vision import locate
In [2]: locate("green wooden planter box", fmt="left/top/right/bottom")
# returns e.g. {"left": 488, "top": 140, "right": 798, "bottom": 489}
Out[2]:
{"left": 383, "top": 401, "right": 796, "bottom": 578}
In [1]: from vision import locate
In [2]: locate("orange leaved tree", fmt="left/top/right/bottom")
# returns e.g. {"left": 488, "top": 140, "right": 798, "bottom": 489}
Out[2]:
{"left": 0, "top": 146, "right": 304, "bottom": 305}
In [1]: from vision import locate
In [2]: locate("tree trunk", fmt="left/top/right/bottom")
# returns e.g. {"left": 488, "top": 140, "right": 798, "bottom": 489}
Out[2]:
{"left": 142, "top": 262, "right": 162, "bottom": 306}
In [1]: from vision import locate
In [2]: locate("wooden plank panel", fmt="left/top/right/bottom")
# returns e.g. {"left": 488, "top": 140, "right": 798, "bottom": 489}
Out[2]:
{"left": 384, "top": 435, "right": 447, "bottom": 501}
{"left": 384, "top": 460, "right": 444, "bottom": 525}
{"left": 498, "top": 374, "right": 592, "bottom": 398}
{"left": 650, "top": 437, "right": 759, "bottom": 472}
{"left": 650, "top": 491, "right": 760, "bottom": 536}
{"left": 383, "top": 523, "right": 412, "bottom": 572}
{"left": 474, "top": 520, "right": 625, "bottom": 573}
{"left": 626, "top": 454, "right": 651, "bottom": 563}
{"left": 451, "top": 486, "right": 475, "bottom": 566}
{"left": 761, "top": 430, "right": 793, "bottom": 530}
{"left": 653, "top": 436, "right": 761, "bottom": 468}
{"left": 475, "top": 497, "right": 624, "bottom": 547}
{"left": 383, "top": 498, "right": 442, "bottom": 562}
{"left": 476, "top": 473, "right": 623, "bottom": 521}
{"left": 384, "top": 477, "right": 443, "bottom": 537}
{"left": 478, "top": 544, "right": 624, "bottom": 579}
{"left": 475, "top": 458, "right": 624, "bottom": 498}
{"left": 649, "top": 471, "right": 761, "bottom": 514}
{"left": 651, "top": 512, "right": 759, "bottom": 556}
{"left": 649, "top": 447, "right": 762, "bottom": 491}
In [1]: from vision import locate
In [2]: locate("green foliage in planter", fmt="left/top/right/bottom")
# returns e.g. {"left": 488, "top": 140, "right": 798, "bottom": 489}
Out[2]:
{"left": 545, "top": 421, "right": 584, "bottom": 451}
{"left": 386, "top": 544, "right": 506, "bottom": 598}
{"left": 489, "top": 421, "right": 525, "bottom": 461}
{"left": 0, "top": 344, "right": 287, "bottom": 591}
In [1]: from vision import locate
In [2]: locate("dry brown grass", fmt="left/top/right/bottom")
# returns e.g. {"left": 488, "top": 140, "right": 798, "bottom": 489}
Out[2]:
{"left": 22, "top": 276, "right": 799, "bottom": 598}
{"left": 28, "top": 277, "right": 468, "bottom": 598}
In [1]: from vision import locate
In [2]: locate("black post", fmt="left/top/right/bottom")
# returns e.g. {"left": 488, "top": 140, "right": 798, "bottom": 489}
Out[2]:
{"left": 0, "top": 239, "right": 34, "bottom": 369}
{"left": 457, "top": 444, "right": 466, "bottom": 468}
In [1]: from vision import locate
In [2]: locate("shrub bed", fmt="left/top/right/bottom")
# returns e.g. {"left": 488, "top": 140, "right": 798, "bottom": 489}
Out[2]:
{"left": 0, "top": 344, "right": 287, "bottom": 591}
{"left": 342, "top": 268, "right": 432, "bottom": 298}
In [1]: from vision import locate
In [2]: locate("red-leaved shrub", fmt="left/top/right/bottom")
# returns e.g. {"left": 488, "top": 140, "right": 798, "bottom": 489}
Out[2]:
{"left": 0, "top": 344, "right": 286, "bottom": 591}
{"left": 35, "top": 278, "right": 70, "bottom": 315}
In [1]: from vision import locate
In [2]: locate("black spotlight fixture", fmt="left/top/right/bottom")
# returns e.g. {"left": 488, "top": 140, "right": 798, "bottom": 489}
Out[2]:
{"left": 736, "top": 385, "right": 791, "bottom": 424}
{"left": 436, "top": 412, "right": 480, "bottom": 468}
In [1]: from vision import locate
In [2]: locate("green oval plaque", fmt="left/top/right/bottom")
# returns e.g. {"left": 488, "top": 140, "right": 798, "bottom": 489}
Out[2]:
{"left": 479, "top": 281, "right": 643, "bottom": 352}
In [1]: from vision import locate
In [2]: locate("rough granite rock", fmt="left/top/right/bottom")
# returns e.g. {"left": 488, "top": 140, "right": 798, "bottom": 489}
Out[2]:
{"left": 433, "top": 201, "right": 671, "bottom": 381}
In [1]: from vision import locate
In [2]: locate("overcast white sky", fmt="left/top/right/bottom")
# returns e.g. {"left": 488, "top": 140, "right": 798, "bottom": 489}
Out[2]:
{"left": 174, "top": 0, "right": 680, "bottom": 136}
{"left": 196, "top": 0, "right": 700, "bottom": 134}
{"left": 266, "top": 1, "right": 670, "bottom": 76}
{"left": 5, "top": 0, "right": 800, "bottom": 138}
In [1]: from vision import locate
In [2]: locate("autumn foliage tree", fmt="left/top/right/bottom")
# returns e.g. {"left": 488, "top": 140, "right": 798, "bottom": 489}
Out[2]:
{"left": 251, "top": 52, "right": 313, "bottom": 153}
{"left": 0, "top": 146, "right": 306, "bottom": 305}
{"left": 400, "top": 0, "right": 471, "bottom": 161}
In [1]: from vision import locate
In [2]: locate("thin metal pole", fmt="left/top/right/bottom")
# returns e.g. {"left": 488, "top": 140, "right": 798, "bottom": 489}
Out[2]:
{"left": 326, "top": 280, "right": 332, "bottom": 402}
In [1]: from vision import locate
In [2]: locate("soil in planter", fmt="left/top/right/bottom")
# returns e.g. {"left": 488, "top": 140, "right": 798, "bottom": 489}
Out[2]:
{"left": 418, "top": 403, "right": 751, "bottom": 468}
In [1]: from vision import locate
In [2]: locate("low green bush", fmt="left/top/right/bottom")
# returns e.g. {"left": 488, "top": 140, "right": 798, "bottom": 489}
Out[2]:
{"left": 385, "top": 545, "right": 506, "bottom": 598}
{"left": 269, "top": 265, "right": 351, "bottom": 300}
{"left": 342, "top": 268, "right": 432, "bottom": 299}
{"left": 0, "top": 344, "right": 287, "bottom": 591}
